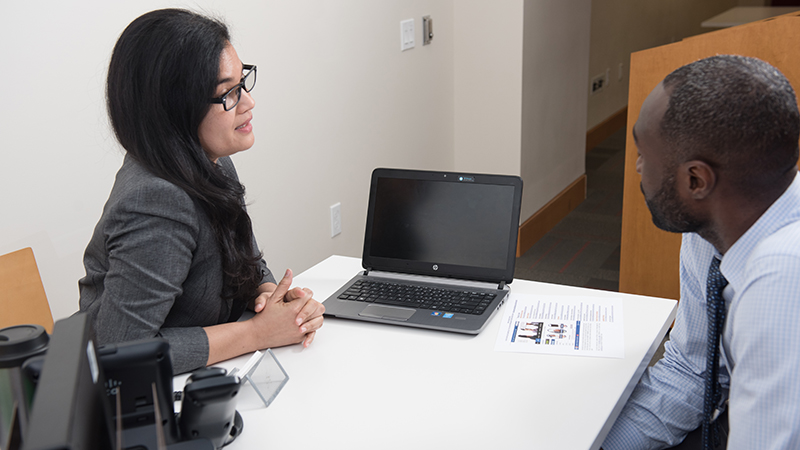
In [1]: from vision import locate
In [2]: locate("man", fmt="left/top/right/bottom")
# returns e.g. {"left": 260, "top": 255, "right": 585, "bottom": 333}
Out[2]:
{"left": 602, "top": 55, "right": 800, "bottom": 449}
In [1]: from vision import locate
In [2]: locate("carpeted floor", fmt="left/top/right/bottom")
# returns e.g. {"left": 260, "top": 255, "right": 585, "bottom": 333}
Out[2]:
{"left": 515, "top": 128, "right": 626, "bottom": 291}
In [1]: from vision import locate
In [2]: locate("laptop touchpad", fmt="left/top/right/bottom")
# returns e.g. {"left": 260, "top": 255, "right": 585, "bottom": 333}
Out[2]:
{"left": 359, "top": 304, "right": 415, "bottom": 321}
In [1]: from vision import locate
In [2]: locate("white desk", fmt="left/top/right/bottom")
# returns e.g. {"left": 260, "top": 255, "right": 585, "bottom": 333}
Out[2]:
{"left": 201, "top": 255, "right": 677, "bottom": 450}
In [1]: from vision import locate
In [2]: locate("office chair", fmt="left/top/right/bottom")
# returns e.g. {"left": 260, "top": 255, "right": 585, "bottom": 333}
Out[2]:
{"left": 0, "top": 247, "right": 54, "bottom": 333}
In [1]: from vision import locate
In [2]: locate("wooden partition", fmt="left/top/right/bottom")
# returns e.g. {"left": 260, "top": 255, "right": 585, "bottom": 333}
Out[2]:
{"left": 620, "top": 13, "right": 800, "bottom": 299}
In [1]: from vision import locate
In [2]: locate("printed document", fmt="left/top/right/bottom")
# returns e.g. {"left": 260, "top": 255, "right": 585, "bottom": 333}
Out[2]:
{"left": 495, "top": 293, "right": 624, "bottom": 358}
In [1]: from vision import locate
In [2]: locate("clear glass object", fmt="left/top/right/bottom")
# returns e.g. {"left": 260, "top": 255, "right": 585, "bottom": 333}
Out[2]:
{"left": 229, "top": 349, "right": 289, "bottom": 410}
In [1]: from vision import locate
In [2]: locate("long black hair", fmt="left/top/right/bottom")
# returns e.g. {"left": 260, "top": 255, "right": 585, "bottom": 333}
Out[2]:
{"left": 107, "top": 8, "right": 263, "bottom": 315}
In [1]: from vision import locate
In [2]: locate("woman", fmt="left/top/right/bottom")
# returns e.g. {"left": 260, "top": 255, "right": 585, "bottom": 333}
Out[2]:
{"left": 79, "top": 8, "right": 324, "bottom": 374}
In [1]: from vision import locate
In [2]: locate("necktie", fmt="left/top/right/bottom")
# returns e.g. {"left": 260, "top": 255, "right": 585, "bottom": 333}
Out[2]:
{"left": 703, "top": 256, "right": 728, "bottom": 450}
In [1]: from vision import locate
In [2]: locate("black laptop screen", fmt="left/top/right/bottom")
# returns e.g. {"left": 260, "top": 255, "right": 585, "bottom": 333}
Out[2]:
{"left": 363, "top": 169, "right": 523, "bottom": 283}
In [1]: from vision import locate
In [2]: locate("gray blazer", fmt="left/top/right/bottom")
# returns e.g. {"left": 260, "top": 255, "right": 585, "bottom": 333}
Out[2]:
{"left": 79, "top": 155, "right": 275, "bottom": 374}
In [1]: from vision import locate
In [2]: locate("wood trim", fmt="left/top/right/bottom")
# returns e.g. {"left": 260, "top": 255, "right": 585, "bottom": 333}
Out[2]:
{"left": 516, "top": 175, "right": 587, "bottom": 257}
{"left": 586, "top": 106, "right": 628, "bottom": 152}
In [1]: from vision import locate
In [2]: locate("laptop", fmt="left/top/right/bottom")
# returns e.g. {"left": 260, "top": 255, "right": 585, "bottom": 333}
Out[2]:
{"left": 322, "top": 168, "right": 523, "bottom": 334}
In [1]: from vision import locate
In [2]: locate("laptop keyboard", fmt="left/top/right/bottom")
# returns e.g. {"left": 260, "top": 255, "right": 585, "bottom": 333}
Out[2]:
{"left": 337, "top": 279, "right": 497, "bottom": 315}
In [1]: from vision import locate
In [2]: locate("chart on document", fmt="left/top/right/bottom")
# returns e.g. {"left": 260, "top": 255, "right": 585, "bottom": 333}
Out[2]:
{"left": 495, "top": 293, "right": 624, "bottom": 358}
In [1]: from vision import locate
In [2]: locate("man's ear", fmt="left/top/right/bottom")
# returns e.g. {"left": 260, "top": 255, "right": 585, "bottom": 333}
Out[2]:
{"left": 681, "top": 160, "right": 716, "bottom": 200}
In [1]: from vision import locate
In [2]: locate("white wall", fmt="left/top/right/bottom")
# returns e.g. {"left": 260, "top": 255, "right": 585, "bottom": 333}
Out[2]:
{"left": 231, "top": 0, "right": 457, "bottom": 292}
{"left": 1, "top": 0, "right": 591, "bottom": 322}
{"left": 454, "top": 0, "right": 591, "bottom": 222}
{"left": 453, "top": 0, "right": 524, "bottom": 177}
{"left": 520, "top": 0, "right": 590, "bottom": 221}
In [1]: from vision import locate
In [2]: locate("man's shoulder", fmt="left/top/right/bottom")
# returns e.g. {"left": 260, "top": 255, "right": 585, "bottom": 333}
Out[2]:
{"left": 753, "top": 177, "right": 800, "bottom": 257}
{"left": 738, "top": 218, "right": 800, "bottom": 293}
{"left": 752, "top": 219, "right": 800, "bottom": 258}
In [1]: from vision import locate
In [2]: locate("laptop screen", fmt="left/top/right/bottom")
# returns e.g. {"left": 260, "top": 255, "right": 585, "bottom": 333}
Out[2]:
{"left": 363, "top": 168, "right": 523, "bottom": 284}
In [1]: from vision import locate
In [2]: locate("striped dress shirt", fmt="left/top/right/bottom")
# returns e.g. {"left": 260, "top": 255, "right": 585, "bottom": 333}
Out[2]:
{"left": 603, "top": 174, "right": 800, "bottom": 449}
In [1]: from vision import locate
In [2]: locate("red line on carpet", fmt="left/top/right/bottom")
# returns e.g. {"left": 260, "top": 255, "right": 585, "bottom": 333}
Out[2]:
{"left": 529, "top": 238, "right": 562, "bottom": 269}
{"left": 559, "top": 241, "right": 591, "bottom": 273}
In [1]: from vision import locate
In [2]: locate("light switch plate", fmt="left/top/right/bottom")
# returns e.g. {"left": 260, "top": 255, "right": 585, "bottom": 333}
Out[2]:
{"left": 400, "top": 19, "right": 415, "bottom": 51}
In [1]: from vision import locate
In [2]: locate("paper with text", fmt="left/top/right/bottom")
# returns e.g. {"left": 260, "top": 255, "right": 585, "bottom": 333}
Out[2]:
{"left": 495, "top": 293, "right": 624, "bottom": 358}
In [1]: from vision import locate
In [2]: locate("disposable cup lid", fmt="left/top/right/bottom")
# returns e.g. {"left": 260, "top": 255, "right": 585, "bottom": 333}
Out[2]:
{"left": 0, "top": 324, "right": 49, "bottom": 368}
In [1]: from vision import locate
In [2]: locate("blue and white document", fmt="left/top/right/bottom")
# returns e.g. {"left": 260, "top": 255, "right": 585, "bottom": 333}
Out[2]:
{"left": 494, "top": 293, "right": 625, "bottom": 358}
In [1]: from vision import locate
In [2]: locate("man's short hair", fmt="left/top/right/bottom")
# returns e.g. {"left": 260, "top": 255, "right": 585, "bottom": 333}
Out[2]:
{"left": 661, "top": 55, "right": 799, "bottom": 195}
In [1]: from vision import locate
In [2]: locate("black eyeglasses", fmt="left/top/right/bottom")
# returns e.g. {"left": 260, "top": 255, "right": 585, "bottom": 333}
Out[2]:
{"left": 209, "top": 64, "right": 257, "bottom": 111}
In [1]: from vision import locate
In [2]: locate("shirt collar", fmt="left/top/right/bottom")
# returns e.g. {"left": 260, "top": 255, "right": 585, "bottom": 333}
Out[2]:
{"left": 721, "top": 173, "right": 800, "bottom": 289}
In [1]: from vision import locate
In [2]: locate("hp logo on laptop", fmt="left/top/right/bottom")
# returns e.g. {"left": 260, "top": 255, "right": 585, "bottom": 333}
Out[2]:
{"left": 432, "top": 265, "right": 439, "bottom": 271}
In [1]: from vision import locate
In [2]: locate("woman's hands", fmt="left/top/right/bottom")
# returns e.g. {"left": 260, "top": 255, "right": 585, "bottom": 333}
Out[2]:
{"left": 250, "top": 269, "right": 325, "bottom": 348}
{"left": 205, "top": 268, "right": 324, "bottom": 366}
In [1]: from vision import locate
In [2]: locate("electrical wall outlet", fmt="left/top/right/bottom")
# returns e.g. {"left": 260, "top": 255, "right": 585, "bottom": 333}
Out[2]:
{"left": 330, "top": 203, "right": 342, "bottom": 237}
{"left": 591, "top": 73, "right": 605, "bottom": 94}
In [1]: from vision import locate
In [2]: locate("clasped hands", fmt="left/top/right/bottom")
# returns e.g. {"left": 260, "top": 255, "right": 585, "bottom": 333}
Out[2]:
{"left": 251, "top": 268, "right": 325, "bottom": 349}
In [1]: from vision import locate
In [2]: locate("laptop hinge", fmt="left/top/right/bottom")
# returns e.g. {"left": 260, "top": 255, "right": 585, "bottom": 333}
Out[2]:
{"left": 363, "top": 269, "right": 371, "bottom": 276}
{"left": 498, "top": 281, "right": 506, "bottom": 290}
